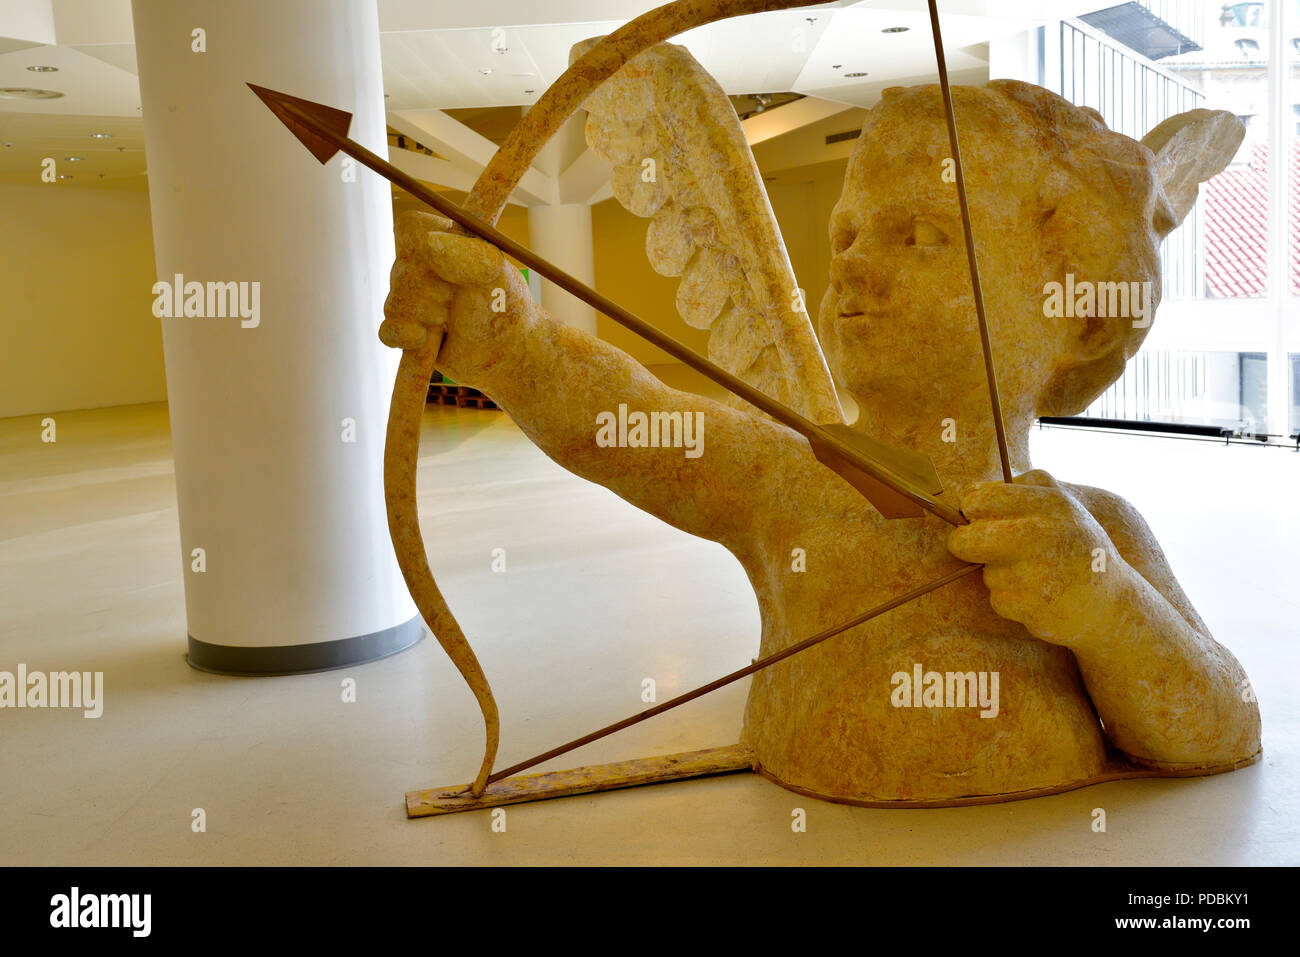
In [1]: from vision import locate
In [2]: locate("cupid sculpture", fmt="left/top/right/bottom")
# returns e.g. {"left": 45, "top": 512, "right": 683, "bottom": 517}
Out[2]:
{"left": 258, "top": 0, "right": 1262, "bottom": 815}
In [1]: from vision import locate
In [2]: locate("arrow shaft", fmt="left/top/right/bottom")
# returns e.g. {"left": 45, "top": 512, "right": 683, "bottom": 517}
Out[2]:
{"left": 485, "top": 561, "right": 982, "bottom": 785}
{"left": 275, "top": 98, "right": 965, "bottom": 527}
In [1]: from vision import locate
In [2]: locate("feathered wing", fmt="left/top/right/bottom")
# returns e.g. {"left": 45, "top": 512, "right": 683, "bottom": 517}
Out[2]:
{"left": 574, "top": 38, "right": 845, "bottom": 426}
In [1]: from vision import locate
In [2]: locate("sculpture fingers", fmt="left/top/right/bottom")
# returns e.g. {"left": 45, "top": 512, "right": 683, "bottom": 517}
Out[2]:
{"left": 380, "top": 259, "right": 454, "bottom": 350}
{"left": 960, "top": 480, "right": 1069, "bottom": 520}
{"left": 395, "top": 209, "right": 454, "bottom": 252}
{"left": 425, "top": 231, "right": 507, "bottom": 287}
{"left": 948, "top": 517, "right": 1060, "bottom": 565}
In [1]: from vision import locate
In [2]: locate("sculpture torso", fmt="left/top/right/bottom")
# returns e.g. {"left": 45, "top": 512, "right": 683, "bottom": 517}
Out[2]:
{"left": 738, "top": 464, "right": 1108, "bottom": 803}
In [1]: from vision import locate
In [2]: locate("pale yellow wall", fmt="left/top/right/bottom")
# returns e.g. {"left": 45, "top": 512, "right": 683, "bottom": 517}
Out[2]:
{"left": 0, "top": 183, "right": 165, "bottom": 419}
{"left": 764, "top": 159, "right": 852, "bottom": 341}
{"left": 588, "top": 162, "right": 850, "bottom": 375}
{"left": 390, "top": 192, "right": 702, "bottom": 370}
{"left": 586, "top": 127, "right": 854, "bottom": 375}
{"left": 591, "top": 196, "right": 707, "bottom": 367}
{"left": 0, "top": 150, "right": 849, "bottom": 421}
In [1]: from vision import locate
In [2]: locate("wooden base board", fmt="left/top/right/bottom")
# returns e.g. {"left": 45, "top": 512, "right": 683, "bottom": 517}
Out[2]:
{"left": 406, "top": 744, "right": 755, "bottom": 817}
{"left": 406, "top": 746, "right": 1262, "bottom": 818}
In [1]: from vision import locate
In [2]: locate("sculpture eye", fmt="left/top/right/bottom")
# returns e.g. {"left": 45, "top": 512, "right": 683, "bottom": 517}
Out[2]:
{"left": 906, "top": 218, "right": 947, "bottom": 247}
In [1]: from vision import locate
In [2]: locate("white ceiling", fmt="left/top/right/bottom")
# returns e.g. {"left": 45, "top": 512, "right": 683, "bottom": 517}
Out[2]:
{"left": 0, "top": 0, "right": 1100, "bottom": 185}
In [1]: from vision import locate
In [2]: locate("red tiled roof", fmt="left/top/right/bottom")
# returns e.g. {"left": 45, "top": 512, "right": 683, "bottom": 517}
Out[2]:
{"left": 1200, "top": 140, "right": 1299, "bottom": 298}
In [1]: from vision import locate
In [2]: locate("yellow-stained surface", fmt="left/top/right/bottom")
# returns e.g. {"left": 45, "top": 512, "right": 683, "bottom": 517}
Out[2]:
{"left": 407, "top": 745, "right": 753, "bottom": 817}
{"left": 383, "top": 70, "right": 1258, "bottom": 805}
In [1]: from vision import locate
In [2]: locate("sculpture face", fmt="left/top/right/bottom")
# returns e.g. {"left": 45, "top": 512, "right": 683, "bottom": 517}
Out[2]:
{"left": 818, "top": 85, "right": 1163, "bottom": 425}
{"left": 820, "top": 96, "right": 1050, "bottom": 425}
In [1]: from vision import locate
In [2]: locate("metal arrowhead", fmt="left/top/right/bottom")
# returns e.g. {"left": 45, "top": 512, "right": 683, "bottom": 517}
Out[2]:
{"left": 247, "top": 83, "right": 353, "bottom": 165}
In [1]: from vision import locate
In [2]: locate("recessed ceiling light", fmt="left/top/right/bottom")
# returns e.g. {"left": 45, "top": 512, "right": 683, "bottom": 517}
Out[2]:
{"left": 883, "top": 26, "right": 910, "bottom": 34}
{"left": 26, "top": 65, "right": 58, "bottom": 73}
{"left": 523, "top": 89, "right": 534, "bottom": 94}
{"left": 478, "top": 67, "right": 492, "bottom": 75}
{"left": 64, "top": 155, "right": 83, "bottom": 162}
{"left": 844, "top": 72, "right": 869, "bottom": 78}
{"left": 0, "top": 87, "right": 64, "bottom": 99}
{"left": 832, "top": 64, "right": 842, "bottom": 69}
{"left": 90, "top": 132, "right": 112, "bottom": 139}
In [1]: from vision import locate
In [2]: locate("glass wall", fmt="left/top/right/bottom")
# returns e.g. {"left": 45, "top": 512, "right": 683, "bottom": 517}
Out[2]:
{"left": 1028, "top": 2, "right": 1297, "bottom": 439}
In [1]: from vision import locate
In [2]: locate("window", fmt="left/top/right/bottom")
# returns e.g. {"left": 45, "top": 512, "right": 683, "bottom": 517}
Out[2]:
{"left": 1222, "top": 3, "right": 1264, "bottom": 29}
{"left": 1036, "top": 3, "right": 1296, "bottom": 437}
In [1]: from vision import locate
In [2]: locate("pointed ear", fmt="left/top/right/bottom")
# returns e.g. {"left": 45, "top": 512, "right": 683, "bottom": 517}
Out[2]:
{"left": 1141, "top": 109, "right": 1245, "bottom": 234}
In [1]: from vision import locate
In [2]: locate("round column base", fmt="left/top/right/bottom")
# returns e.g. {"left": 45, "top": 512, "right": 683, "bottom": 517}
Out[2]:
{"left": 186, "top": 614, "right": 424, "bottom": 676}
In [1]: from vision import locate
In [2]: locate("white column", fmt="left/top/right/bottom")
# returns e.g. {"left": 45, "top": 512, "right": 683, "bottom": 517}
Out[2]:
{"left": 526, "top": 203, "right": 598, "bottom": 336}
{"left": 132, "top": 0, "right": 420, "bottom": 673}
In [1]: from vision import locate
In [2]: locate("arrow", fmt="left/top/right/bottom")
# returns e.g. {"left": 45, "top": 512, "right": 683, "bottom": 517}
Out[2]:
{"left": 248, "top": 82, "right": 964, "bottom": 527}
{"left": 477, "top": 560, "right": 981, "bottom": 790}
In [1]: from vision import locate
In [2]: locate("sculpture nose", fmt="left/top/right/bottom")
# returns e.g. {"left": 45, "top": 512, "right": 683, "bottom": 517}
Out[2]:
{"left": 831, "top": 247, "right": 892, "bottom": 301}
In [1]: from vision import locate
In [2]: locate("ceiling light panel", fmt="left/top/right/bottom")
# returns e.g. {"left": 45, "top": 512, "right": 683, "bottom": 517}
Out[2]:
{"left": 381, "top": 23, "right": 624, "bottom": 110}
{"left": 793, "top": 6, "right": 1039, "bottom": 101}
{"left": 672, "top": 8, "right": 833, "bottom": 94}
{"left": 844, "top": 1, "right": 1096, "bottom": 18}
{"left": 0, "top": 45, "right": 140, "bottom": 115}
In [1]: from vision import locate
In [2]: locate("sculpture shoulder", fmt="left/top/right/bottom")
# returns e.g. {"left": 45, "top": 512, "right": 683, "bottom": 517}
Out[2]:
{"left": 1061, "top": 481, "right": 1158, "bottom": 553}
{"left": 1061, "top": 479, "right": 1211, "bottom": 635}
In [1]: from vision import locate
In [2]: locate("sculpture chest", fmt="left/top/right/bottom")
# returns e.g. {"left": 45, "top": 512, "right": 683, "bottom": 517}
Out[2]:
{"left": 738, "top": 510, "right": 1109, "bottom": 804}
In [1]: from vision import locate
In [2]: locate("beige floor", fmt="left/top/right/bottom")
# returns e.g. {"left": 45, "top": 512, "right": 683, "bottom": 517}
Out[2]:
{"left": 0, "top": 395, "right": 1296, "bottom": 865}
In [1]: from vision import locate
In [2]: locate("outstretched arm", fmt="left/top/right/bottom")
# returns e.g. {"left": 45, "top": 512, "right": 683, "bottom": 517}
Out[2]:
{"left": 381, "top": 211, "right": 815, "bottom": 555}
{"left": 947, "top": 470, "right": 1261, "bottom": 768}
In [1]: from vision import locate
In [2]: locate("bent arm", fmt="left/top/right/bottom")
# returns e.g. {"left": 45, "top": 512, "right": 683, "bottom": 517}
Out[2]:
{"left": 1072, "top": 486, "right": 1261, "bottom": 767}
{"left": 437, "top": 267, "right": 813, "bottom": 554}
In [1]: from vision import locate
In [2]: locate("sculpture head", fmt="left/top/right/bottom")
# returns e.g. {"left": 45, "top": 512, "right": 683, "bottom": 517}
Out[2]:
{"left": 818, "top": 79, "right": 1242, "bottom": 427}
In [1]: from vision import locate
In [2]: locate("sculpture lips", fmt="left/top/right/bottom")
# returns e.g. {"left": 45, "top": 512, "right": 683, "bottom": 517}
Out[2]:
{"left": 838, "top": 303, "right": 888, "bottom": 319}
